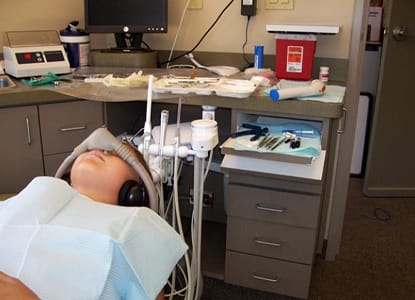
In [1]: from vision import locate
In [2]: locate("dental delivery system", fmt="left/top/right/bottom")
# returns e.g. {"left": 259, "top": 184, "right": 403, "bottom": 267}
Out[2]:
{"left": 57, "top": 75, "right": 218, "bottom": 300}
{"left": 139, "top": 75, "right": 218, "bottom": 300}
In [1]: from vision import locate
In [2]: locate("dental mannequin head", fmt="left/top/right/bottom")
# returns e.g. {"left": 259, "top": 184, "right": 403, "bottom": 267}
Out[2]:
{"left": 69, "top": 143, "right": 150, "bottom": 206}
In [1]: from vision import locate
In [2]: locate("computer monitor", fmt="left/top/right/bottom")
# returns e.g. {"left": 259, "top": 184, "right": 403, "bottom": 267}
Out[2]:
{"left": 84, "top": 0, "right": 168, "bottom": 51}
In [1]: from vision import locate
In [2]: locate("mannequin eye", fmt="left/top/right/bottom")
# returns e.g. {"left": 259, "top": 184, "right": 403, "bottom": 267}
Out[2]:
{"left": 103, "top": 150, "right": 114, "bottom": 155}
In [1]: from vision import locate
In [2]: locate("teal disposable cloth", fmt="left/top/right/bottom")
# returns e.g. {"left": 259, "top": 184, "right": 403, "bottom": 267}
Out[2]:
{"left": 0, "top": 177, "right": 188, "bottom": 300}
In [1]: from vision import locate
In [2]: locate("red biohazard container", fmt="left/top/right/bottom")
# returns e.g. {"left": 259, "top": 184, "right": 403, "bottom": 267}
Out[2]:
{"left": 275, "top": 34, "right": 317, "bottom": 81}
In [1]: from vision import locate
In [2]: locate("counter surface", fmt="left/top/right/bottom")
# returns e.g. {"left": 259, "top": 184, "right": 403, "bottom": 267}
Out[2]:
{"left": 0, "top": 68, "right": 344, "bottom": 119}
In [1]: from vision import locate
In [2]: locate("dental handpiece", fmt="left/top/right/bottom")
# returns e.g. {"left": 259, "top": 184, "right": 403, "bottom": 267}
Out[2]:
{"left": 159, "top": 110, "right": 169, "bottom": 182}
{"left": 143, "top": 75, "right": 154, "bottom": 163}
{"left": 175, "top": 97, "right": 185, "bottom": 147}
{"left": 159, "top": 110, "right": 169, "bottom": 152}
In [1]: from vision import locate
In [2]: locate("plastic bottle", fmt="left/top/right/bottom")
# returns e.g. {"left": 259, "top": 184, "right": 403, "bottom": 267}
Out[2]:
{"left": 254, "top": 45, "right": 264, "bottom": 69}
{"left": 319, "top": 66, "right": 329, "bottom": 83}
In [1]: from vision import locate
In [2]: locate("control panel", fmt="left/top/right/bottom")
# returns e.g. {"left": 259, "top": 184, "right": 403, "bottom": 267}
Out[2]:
{"left": 3, "top": 46, "right": 70, "bottom": 78}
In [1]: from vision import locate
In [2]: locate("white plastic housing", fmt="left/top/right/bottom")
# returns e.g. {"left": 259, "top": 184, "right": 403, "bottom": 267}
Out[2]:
{"left": 191, "top": 119, "right": 218, "bottom": 153}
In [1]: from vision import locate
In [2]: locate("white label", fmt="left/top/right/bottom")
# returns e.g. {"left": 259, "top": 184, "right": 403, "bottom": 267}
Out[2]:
{"left": 79, "top": 43, "right": 90, "bottom": 66}
{"left": 286, "top": 46, "right": 304, "bottom": 73}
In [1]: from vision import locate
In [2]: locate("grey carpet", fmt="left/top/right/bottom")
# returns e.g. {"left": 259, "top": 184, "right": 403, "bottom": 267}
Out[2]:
{"left": 200, "top": 178, "right": 415, "bottom": 299}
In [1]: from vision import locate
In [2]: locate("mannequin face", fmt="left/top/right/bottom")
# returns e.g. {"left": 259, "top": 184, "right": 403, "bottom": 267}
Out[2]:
{"left": 70, "top": 149, "right": 138, "bottom": 205}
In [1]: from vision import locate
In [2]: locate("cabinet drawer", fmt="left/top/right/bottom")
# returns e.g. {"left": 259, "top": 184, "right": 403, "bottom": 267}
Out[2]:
{"left": 39, "top": 101, "right": 104, "bottom": 155}
{"left": 225, "top": 251, "right": 311, "bottom": 299}
{"left": 0, "top": 105, "right": 44, "bottom": 193}
{"left": 44, "top": 152, "right": 71, "bottom": 176}
{"left": 227, "top": 184, "right": 320, "bottom": 228}
{"left": 227, "top": 217, "right": 316, "bottom": 264}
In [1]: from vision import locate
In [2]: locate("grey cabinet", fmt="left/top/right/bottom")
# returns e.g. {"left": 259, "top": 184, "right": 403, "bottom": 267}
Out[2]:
{"left": 0, "top": 100, "right": 104, "bottom": 193}
{"left": 39, "top": 101, "right": 104, "bottom": 176}
{"left": 221, "top": 111, "right": 325, "bottom": 299}
{"left": 223, "top": 172, "right": 322, "bottom": 299}
{"left": 0, "top": 105, "right": 44, "bottom": 193}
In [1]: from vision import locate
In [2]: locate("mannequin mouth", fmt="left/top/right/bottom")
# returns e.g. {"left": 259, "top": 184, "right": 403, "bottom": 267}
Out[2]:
{"left": 86, "top": 150, "right": 105, "bottom": 161}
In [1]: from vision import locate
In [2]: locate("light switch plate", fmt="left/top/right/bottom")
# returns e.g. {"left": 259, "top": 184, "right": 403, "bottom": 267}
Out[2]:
{"left": 188, "top": 0, "right": 203, "bottom": 9}
{"left": 265, "top": 0, "right": 294, "bottom": 10}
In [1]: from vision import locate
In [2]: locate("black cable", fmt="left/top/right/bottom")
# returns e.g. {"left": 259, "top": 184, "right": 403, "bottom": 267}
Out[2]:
{"left": 241, "top": 15, "right": 253, "bottom": 70}
{"left": 160, "top": 0, "right": 234, "bottom": 66}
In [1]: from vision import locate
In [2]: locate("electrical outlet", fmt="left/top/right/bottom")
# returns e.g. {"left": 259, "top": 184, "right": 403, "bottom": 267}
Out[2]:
{"left": 189, "top": 188, "right": 214, "bottom": 208}
{"left": 265, "top": 0, "right": 294, "bottom": 10}
{"left": 188, "top": 0, "right": 203, "bottom": 9}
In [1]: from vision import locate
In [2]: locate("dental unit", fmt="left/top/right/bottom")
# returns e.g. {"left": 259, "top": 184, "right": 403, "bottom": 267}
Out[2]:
{"left": 136, "top": 75, "right": 219, "bottom": 300}
{"left": 60, "top": 75, "right": 218, "bottom": 300}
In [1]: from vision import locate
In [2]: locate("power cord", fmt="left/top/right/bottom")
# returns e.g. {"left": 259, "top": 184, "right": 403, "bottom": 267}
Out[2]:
{"left": 166, "top": 0, "right": 192, "bottom": 69}
{"left": 241, "top": 16, "right": 254, "bottom": 70}
{"left": 160, "top": 0, "right": 235, "bottom": 66}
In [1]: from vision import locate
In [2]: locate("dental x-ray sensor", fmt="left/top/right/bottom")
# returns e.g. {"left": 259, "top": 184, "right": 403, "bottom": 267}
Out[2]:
{"left": 186, "top": 53, "right": 240, "bottom": 77}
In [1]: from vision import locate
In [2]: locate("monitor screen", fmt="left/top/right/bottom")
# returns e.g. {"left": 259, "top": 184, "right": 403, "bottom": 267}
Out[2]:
{"left": 84, "top": 0, "right": 168, "bottom": 50}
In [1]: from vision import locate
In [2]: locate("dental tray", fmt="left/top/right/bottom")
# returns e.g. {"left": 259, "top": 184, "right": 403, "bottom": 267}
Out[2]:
{"left": 220, "top": 121, "right": 322, "bottom": 165}
{"left": 221, "top": 137, "right": 316, "bottom": 165}
{"left": 152, "top": 77, "right": 257, "bottom": 98}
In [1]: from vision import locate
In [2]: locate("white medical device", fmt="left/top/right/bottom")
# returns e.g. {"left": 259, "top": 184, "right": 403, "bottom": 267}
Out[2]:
{"left": 3, "top": 30, "right": 70, "bottom": 78}
{"left": 186, "top": 53, "right": 240, "bottom": 77}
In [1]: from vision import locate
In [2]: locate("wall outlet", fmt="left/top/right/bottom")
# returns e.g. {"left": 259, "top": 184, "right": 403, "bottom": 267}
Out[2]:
{"left": 188, "top": 0, "right": 203, "bottom": 9}
{"left": 265, "top": 0, "right": 294, "bottom": 10}
{"left": 189, "top": 188, "right": 214, "bottom": 208}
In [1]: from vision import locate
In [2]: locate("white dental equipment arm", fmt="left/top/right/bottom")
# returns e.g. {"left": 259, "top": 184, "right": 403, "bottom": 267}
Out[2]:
{"left": 136, "top": 94, "right": 217, "bottom": 300}
{"left": 269, "top": 79, "right": 326, "bottom": 101}
{"left": 159, "top": 110, "right": 169, "bottom": 182}
{"left": 143, "top": 74, "right": 154, "bottom": 163}
{"left": 159, "top": 110, "right": 169, "bottom": 151}
{"left": 55, "top": 127, "right": 159, "bottom": 212}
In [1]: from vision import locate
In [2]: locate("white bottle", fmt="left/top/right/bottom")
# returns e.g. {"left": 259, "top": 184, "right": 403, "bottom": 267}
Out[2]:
{"left": 319, "top": 66, "right": 330, "bottom": 83}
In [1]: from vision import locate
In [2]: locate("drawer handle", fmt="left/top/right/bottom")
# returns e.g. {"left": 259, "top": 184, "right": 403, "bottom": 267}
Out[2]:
{"left": 256, "top": 204, "right": 286, "bottom": 214}
{"left": 59, "top": 125, "right": 87, "bottom": 132}
{"left": 254, "top": 239, "right": 281, "bottom": 248}
{"left": 251, "top": 273, "right": 279, "bottom": 283}
{"left": 25, "top": 116, "right": 32, "bottom": 145}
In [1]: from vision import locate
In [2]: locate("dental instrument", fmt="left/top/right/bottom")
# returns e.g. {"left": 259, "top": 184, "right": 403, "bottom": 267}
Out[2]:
{"left": 143, "top": 74, "right": 154, "bottom": 163}
{"left": 230, "top": 123, "right": 268, "bottom": 141}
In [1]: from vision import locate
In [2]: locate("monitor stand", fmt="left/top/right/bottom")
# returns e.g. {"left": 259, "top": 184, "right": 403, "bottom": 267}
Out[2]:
{"left": 90, "top": 33, "right": 158, "bottom": 68}
{"left": 114, "top": 33, "right": 143, "bottom": 50}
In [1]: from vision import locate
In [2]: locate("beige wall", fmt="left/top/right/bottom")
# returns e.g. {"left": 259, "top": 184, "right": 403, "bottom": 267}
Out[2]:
{"left": 0, "top": 0, "right": 355, "bottom": 59}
